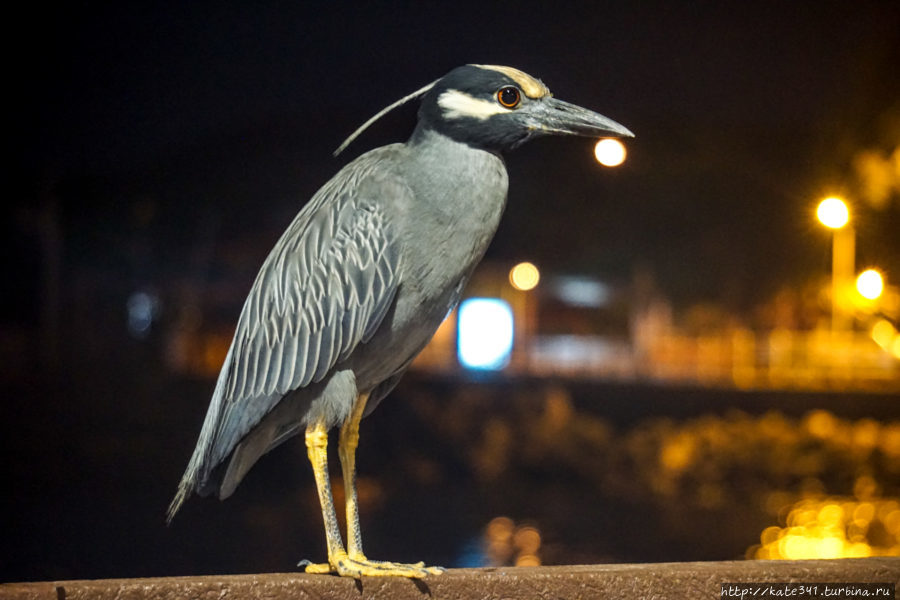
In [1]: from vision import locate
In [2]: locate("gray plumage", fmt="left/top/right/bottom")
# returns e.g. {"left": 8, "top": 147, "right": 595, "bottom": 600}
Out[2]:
{"left": 167, "top": 64, "right": 633, "bottom": 529}
{"left": 169, "top": 132, "right": 506, "bottom": 516}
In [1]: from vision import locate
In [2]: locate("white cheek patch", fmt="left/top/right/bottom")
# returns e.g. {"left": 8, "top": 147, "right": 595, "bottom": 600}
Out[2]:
{"left": 438, "top": 89, "right": 507, "bottom": 120}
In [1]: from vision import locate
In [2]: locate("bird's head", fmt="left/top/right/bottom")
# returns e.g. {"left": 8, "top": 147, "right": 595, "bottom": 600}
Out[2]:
{"left": 334, "top": 64, "right": 633, "bottom": 156}
{"left": 416, "top": 64, "right": 633, "bottom": 152}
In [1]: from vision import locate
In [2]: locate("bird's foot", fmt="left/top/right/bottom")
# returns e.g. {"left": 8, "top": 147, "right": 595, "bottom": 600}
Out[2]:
{"left": 301, "top": 552, "right": 444, "bottom": 578}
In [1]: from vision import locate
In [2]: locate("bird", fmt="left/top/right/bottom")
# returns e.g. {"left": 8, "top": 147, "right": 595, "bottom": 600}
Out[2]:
{"left": 167, "top": 64, "right": 633, "bottom": 578}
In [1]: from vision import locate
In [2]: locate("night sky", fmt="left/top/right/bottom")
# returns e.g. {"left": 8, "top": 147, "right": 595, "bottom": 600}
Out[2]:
{"left": 15, "top": 0, "right": 900, "bottom": 315}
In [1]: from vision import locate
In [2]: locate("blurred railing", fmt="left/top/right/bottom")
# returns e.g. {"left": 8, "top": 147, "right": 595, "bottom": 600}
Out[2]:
{"left": 640, "top": 329, "right": 898, "bottom": 391}
{"left": 411, "top": 326, "right": 899, "bottom": 392}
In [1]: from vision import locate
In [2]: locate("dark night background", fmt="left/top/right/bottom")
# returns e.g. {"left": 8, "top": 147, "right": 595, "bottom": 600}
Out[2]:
{"left": 4, "top": 0, "right": 900, "bottom": 583}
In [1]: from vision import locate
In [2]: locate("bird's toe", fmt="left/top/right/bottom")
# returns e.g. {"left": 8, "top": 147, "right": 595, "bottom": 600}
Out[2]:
{"left": 301, "top": 561, "right": 333, "bottom": 574}
{"left": 337, "top": 554, "right": 443, "bottom": 578}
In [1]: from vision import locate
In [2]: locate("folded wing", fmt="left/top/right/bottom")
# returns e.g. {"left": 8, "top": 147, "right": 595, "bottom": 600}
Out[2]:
{"left": 168, "top": 154, "right": 406, "bottom": 521}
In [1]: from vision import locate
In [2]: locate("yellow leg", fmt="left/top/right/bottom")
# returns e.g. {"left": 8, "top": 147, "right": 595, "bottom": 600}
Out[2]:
{"left": 303, "top": 422, "right": 346, "bottom": 574}
{"left": 304, "top": 396, "right": 443, "bottom": 578}
{"left": 338, "top": 393, "right": 369, "bottom": 560}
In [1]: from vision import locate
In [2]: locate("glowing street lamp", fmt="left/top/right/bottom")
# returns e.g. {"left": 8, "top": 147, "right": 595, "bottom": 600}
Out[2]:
{"left": 856, "top": 269, "right": 884, "bottom": 301}
{"left": 816, "top": 197, "right": 855, "bottom": 332}
{"left": 816, "top": 197, "right": 849, "bottom": 229}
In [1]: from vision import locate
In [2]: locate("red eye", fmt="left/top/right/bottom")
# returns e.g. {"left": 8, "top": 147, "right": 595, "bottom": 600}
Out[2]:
{"left": 497, "top": 86, "right": 521, "bottom": 108}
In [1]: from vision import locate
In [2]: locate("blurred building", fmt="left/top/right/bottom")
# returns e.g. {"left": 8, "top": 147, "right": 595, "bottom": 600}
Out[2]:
{"left": 409, "top": 262, "right": 900, "bottom": 392}
{"left": 150, "top": 251, "right": 900, "bottom": 391}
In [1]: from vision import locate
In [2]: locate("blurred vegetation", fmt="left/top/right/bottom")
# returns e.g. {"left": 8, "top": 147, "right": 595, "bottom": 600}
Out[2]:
{"left": 389, "top": 382, "right": 900, "bottom": 564}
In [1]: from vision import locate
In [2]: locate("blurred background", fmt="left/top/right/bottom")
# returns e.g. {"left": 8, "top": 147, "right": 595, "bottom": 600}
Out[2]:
{"left": 5, "top": 0, "right": 900, "bottom": 582}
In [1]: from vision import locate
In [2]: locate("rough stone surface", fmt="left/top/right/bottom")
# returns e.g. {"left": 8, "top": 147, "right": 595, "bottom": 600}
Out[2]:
{"left": 2, "top": 559, "right": 899, "bottom": 600}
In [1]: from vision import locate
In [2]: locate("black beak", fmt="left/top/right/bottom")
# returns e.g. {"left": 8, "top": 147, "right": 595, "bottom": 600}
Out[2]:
{"left": 523, "top": 97, "right": 634, "bottom": 139}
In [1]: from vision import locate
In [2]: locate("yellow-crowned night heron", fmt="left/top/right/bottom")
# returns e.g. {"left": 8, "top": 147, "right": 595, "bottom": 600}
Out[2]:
{"left": 167, "top": 64, "right": 633, "bottom": 578}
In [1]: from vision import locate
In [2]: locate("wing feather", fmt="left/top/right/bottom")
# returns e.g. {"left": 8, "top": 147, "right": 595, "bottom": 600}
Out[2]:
{"left": 302, "top": 327, "right": 323, "bottom": 388}
{"left": 278, "top": 331, "right": 298, "bottom": 391}
{"left": 170, "top": 149, "right": 408, "bottom": 513}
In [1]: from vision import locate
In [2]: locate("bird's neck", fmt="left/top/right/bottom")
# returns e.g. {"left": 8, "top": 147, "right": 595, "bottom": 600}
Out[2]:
{"left": 408, "top": 123, "right": 503, "bottom": 159}
{"left": 401, "top": 128, "right": 508, "bottom": 210}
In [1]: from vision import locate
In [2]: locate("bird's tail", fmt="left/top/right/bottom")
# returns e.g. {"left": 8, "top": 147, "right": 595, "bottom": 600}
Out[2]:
{"left": 166, "top": 432, "right": 211, "bottom": 524}
{"left": 166, "top": 342, "right": 236, "bottom": 525}
{"left": 166, "top": 479, "right": 193, "bottom": 525}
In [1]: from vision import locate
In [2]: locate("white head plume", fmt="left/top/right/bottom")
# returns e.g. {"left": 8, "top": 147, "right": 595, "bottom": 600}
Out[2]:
{"left": 333, "top": 79, "right": 438, "bottom": 156}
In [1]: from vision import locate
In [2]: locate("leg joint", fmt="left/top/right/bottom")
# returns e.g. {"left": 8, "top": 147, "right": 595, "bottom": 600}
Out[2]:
{"left": 305, "top": 425, "right": 329, "bottom": 450}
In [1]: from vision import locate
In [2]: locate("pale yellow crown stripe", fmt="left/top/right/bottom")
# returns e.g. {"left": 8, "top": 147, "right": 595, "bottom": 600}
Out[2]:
{"left": 471, "top": 64, "right": 551, "bottom": 99}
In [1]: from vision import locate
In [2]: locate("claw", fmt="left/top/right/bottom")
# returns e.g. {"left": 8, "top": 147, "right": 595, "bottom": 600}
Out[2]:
{"left": 302, "top": 551, "right": 443, "bottom": 578}
{"left": 302, "top": 561, "right": 334, "bottom": 574}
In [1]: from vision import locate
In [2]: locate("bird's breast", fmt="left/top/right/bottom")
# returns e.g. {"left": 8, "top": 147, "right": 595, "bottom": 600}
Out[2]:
{"left": 397, "top": 142, "right": 508, "bottom": 309}
{"left": 351, "top": 139, "right": 508, "bottom": 388}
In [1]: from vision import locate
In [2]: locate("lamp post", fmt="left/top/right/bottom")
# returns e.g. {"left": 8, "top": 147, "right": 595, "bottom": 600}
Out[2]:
{"left": 816, "top": 197, "right": 855, "bottom": 332}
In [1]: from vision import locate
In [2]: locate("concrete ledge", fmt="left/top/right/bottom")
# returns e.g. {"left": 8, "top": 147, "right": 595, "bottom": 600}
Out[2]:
{"left": 3, "top": 559, "right": 898, "bottom": 600}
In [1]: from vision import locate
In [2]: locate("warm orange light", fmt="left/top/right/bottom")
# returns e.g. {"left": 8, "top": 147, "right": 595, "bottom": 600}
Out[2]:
{"left": 856, "top": 269, "right": 884, "bottom": 300}
{"left": 515, "top": 554, "right": 541, "bottom": 566}
{"left": 513, "top": 526, "right": 541, "bottom": 554}
{"left": 509, "top": 262, "right": 540, "bottom": 291}
{"left": 751, "top": 496, "right": 900, "bottom": 560}
{"left": 871, "top": 319, "right": 896, "bottom": 349}
{"left": 817, "top": 197, "right": 850, "bottom": 229}
{"left": 660, "top": 434, "right": 695, "bottom": 472}
{"left": 594, "top": 138, "right": 627, "bottom": 167}
{"left": 486, "top": 516, "right": 514, "bottom": 541}
{"left": 805, "top": 409, "right": 837, "bottom": 439}
{"left": 484, "top": 516, "right": 542, "bottom": 567}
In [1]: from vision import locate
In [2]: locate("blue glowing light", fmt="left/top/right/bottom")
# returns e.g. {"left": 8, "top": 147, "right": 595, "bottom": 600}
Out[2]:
{"left": 457, "top": 298, "right": 514, "bottom": 370}
{"left": 126, "top": 290, "right": 160, "bottom": 339}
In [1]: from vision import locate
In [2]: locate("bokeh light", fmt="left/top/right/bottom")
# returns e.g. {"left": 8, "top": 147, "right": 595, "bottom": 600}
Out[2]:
{"left": 457, "top": 298, "right": 514, "bottom": 370}
{"left": 126, "top": 290, "right": 160, "bottom": 339}
{"left": 484, "top": 516, "right": 542, "bottom": 567}
{"left": 856, "top": 269, "right": 884, "bottom": 300}
{"left": 871, "top": 319, "right": 896, "bottom": 349}
{"left": 750, "top": 495, "right": 900, "bottom": 559}
{"left": 816, "top": 197, "right": 850, "bottom": 229}
{"left": 594, "top": 138, "right": 627, "bottom": 167}
{"left": 509, "top": 261, "right": 540, "bottom": 291}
